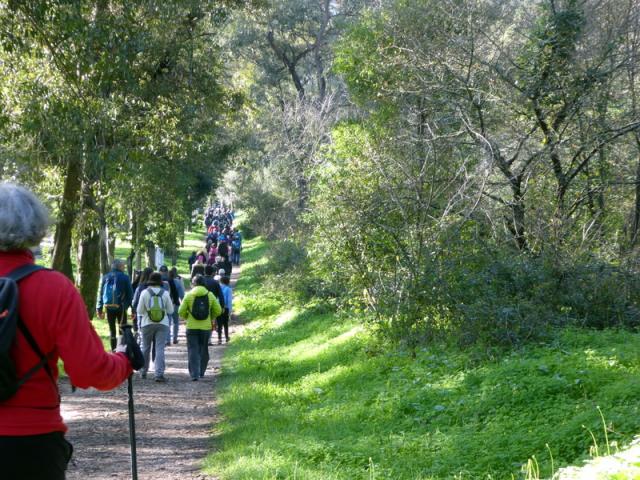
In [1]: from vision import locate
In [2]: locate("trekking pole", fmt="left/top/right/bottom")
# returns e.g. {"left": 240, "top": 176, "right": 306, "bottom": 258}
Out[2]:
{"left": 127, "top": 374, "right": 138, "bottom": 480}
{"left": 122, "top": 326, "right": 139, "bottom": 480}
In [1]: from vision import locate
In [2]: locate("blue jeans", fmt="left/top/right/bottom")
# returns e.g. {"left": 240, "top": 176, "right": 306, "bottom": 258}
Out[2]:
{"left": 141, "top": 323, "right": 169, "bottom": 378}
{"left": 168, "top": 310, "right": 180, "bottom": 344}
{"left": 186, "top": 329, "right": 210, "bottom": 379}
{"left": 231, "top": 250, "right": 240, "bottom": 265}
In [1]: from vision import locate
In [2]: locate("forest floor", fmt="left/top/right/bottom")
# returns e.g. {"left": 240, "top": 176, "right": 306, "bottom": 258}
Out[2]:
{"left": 61, "top": 267, "right": 241, "bottom": 480}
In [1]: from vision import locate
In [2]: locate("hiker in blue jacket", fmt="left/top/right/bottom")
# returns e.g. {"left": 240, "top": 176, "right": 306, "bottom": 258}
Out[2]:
{"left": 97, "top": 259, "right": 134, "bottom": 351}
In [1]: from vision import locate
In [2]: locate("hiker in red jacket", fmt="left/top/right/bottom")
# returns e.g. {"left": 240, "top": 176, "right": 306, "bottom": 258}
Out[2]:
{"left": 0, "top": 183, "right": 137, "bottom": 480}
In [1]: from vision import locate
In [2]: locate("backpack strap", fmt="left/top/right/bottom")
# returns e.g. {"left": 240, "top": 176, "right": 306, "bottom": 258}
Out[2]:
{"left": 7, "top": 264, "right": 59, "bottom": 403}
{"left": 149, "top": 289, "right": 164, "bottom": 306}
{"left": 6, "top": 264, "right": 46, "bottom": 283}
{"left": 16, "top": 321, "right": 57, "bottom": 393}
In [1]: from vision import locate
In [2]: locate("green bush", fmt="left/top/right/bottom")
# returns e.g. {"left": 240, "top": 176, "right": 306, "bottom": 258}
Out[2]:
{"left": 246, "top": 209, "right": 640, "bottom": 350}
{"left": 442, "top": 250, "right": 640, "bottom": 348}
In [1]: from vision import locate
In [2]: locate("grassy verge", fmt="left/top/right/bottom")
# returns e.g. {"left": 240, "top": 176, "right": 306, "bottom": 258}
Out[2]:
{"left": 207, "top": 237, "right": 640, "bottom": 480}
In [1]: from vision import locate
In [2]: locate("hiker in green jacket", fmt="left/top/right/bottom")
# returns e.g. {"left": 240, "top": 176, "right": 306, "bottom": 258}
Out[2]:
{"left": 178, "top": 274, "right": 222, "bottom": 381}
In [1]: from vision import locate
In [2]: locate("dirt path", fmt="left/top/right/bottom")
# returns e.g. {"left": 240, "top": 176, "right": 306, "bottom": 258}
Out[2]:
{"left": 62, "top": 268, "right": 241, "bottom": 480}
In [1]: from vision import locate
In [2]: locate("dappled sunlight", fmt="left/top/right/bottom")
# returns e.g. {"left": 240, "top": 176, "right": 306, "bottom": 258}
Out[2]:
{"left": 273, "top": 308, "right": 297, "bottom": 327}
{"left": 290, "top": 324, "right": 364, "bottom": 361}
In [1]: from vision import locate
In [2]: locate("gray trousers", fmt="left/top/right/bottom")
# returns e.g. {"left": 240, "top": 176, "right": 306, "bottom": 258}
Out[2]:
{"left": 186, "top": 329, "right": 210, "bottom": 379}
{"left": 141, "top": 323, "right": 169, "bottom": 378}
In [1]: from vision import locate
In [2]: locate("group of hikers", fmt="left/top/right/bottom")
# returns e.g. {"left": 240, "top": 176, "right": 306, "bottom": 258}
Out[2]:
{"left": 96, "top": 204, "right": 240, "bottom": 383}
{"left": 0, "top": 182, "right": 239, "bottom": 479}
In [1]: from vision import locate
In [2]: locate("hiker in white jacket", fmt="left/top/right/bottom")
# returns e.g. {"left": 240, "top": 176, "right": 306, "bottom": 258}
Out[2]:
{"left": 136, "top": 272, "right": 174, "bottom": 382}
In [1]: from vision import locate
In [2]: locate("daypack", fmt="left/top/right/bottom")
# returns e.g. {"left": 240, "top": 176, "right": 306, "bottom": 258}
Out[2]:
{"left": 147, "top": 290, "right": 166, "bottom": 322}
{"left": 232, "top": 239, "right": 241, "bottom": 252}
{"left": 190, "top": 294, "right": 209, "bottom": 321}
{"left": 102, "top": 272, "right": 121, "bottom": 311}
{"left": 0, "top": 265, "right": 56, "bottom": 402}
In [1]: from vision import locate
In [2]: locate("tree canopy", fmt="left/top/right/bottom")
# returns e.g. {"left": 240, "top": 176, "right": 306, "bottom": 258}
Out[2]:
{"left": 2, "top": 0, "right": 640, "bottom": 341}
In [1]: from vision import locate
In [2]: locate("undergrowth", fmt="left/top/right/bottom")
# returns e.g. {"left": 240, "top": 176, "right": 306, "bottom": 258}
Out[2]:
{"left": 207, "top": 237, "right": 640, "bottom": 479}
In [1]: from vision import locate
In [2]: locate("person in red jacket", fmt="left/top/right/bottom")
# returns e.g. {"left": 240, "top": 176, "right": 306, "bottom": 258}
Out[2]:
{"left": 0, "top": 183, "right": 136, "bottom": 480}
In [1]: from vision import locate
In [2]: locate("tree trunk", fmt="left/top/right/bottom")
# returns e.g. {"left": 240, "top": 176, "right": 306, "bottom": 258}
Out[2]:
{"left": 507, "top": 178, "right": 527, "bottom": 251}
{"left": 78, "top": 184, "right": 101, "bottom": 319}
{"left": 146, "top": 241, "right": 156, "bottom": 269}
{"left": 98, "top": 203, "right": 110, "bottom": 275}
{"left": 51, "top": 157, "right": 83, "bottom": 280}
{"left": 131, "top": 213, "right": 143, "bottom": 272}
{"left": 630, "top": 134, "right": 640, "bottom": 247}
{"left": 267, "top": 30, "right": 305, "bottom": 100}
{"left": 127, "top": 249, "right": 135, "bottom": 278}
{"left": 108, "top": 235, "right": 116, "bottom": 263}
{"left": 78, "top": 227, "right": 101, "bottom": 319}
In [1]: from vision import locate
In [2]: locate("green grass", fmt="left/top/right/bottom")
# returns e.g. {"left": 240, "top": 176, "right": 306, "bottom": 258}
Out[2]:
{"left": 207, "top": 237, "right": 640, "bottom": 480}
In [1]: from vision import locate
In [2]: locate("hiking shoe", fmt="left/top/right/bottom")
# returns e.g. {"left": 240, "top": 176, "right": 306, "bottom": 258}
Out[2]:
{"left": 191, "top": 377, "right": 198, "bottom": 381}
{"left": 140, "top": 373, "right": 147, "bottom": 379}
{"left": 218, "top": 339, "right": 222, "bottom": 345}
{"left": 173, "top": 340, "right": 178, "bottom": 344}
{"left": 154, "top": 376, "right": 166, "bottom": 383}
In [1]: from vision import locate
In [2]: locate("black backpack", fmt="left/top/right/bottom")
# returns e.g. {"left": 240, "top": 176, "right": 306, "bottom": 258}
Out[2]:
{"left": 0, "top": 265, "right": 57, "bottom": 402}
{"left": 190, "top": 294, "right": 209, "bottom": 321}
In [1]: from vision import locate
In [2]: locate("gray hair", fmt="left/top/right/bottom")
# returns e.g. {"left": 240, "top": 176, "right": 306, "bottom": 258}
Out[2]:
{"left": 0, "top": 183, "right": 50, "bottom": 252}
{"left": 112, "top": 258, "right": 125, "bottom": 270}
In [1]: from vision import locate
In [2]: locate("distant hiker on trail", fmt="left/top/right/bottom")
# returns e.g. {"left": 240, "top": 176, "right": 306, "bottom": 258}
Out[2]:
{"left": 218, "top": 275, "right": 233, "bottom": 344}
{"left": 203, "top": 265, "right": 225, "bottom": 313}
{"left": 188, "top": 251, "right": 197, "bottom": 272}
{"left": 97, "top": 258, "right": 134, "bottom": 351}
{"left": 191, "top": 261, "right": 206, "bottom": 280}
{"left": 195, "top": 249, "right": 207, "bottom": 264}
{"left": 168, "top": 267, "right": 185, "bottom": 345}
{"left": 179, "top": 274, "right": 221, "bottom": 381}
{"left": 159, "top": 264, "right": 172, "bottom": 292}
{"left": 220, "top": 255, "right": 233, "bottom": 280}
{"left": 136, "top": 272, "right": 173, "bottom": 382}
{"left": 0, "top": 183, "right": 140, "bottom": 480}
{"left": 206, "top": 249, "right": 218, "bottom": 266}
{"left": 212, "top": 254, "right": 232, "bottom": 279}
{"left": 204, "top": 265, "right": 225, "bottom": 346}
{"left": 217, "top": 238, "right": 229, "bottom": 259}
{"left": 231, "top": 233, "right": 242, "bottom": 266}
{"left": 131, "top": 269, "right": 142, "bottom": 292}
{"left": 132, "top": 267, "right": 153, "bottom": 333}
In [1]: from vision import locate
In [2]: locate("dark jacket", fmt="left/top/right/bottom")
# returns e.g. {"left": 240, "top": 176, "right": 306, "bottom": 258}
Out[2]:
{"left": 221, "top": 259, "right": 232, "bottom": 278}
{"left": 203, "top": 275, "right": 225, "bottom": 310}
{"left": 97, "top": 268, "right": 134, "bottom": 311}
{"left": 217, "top": 242, "right": 229, "bottom": 258}
{"left": 188, "top": 253, "right": 197, "bottom": 269}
